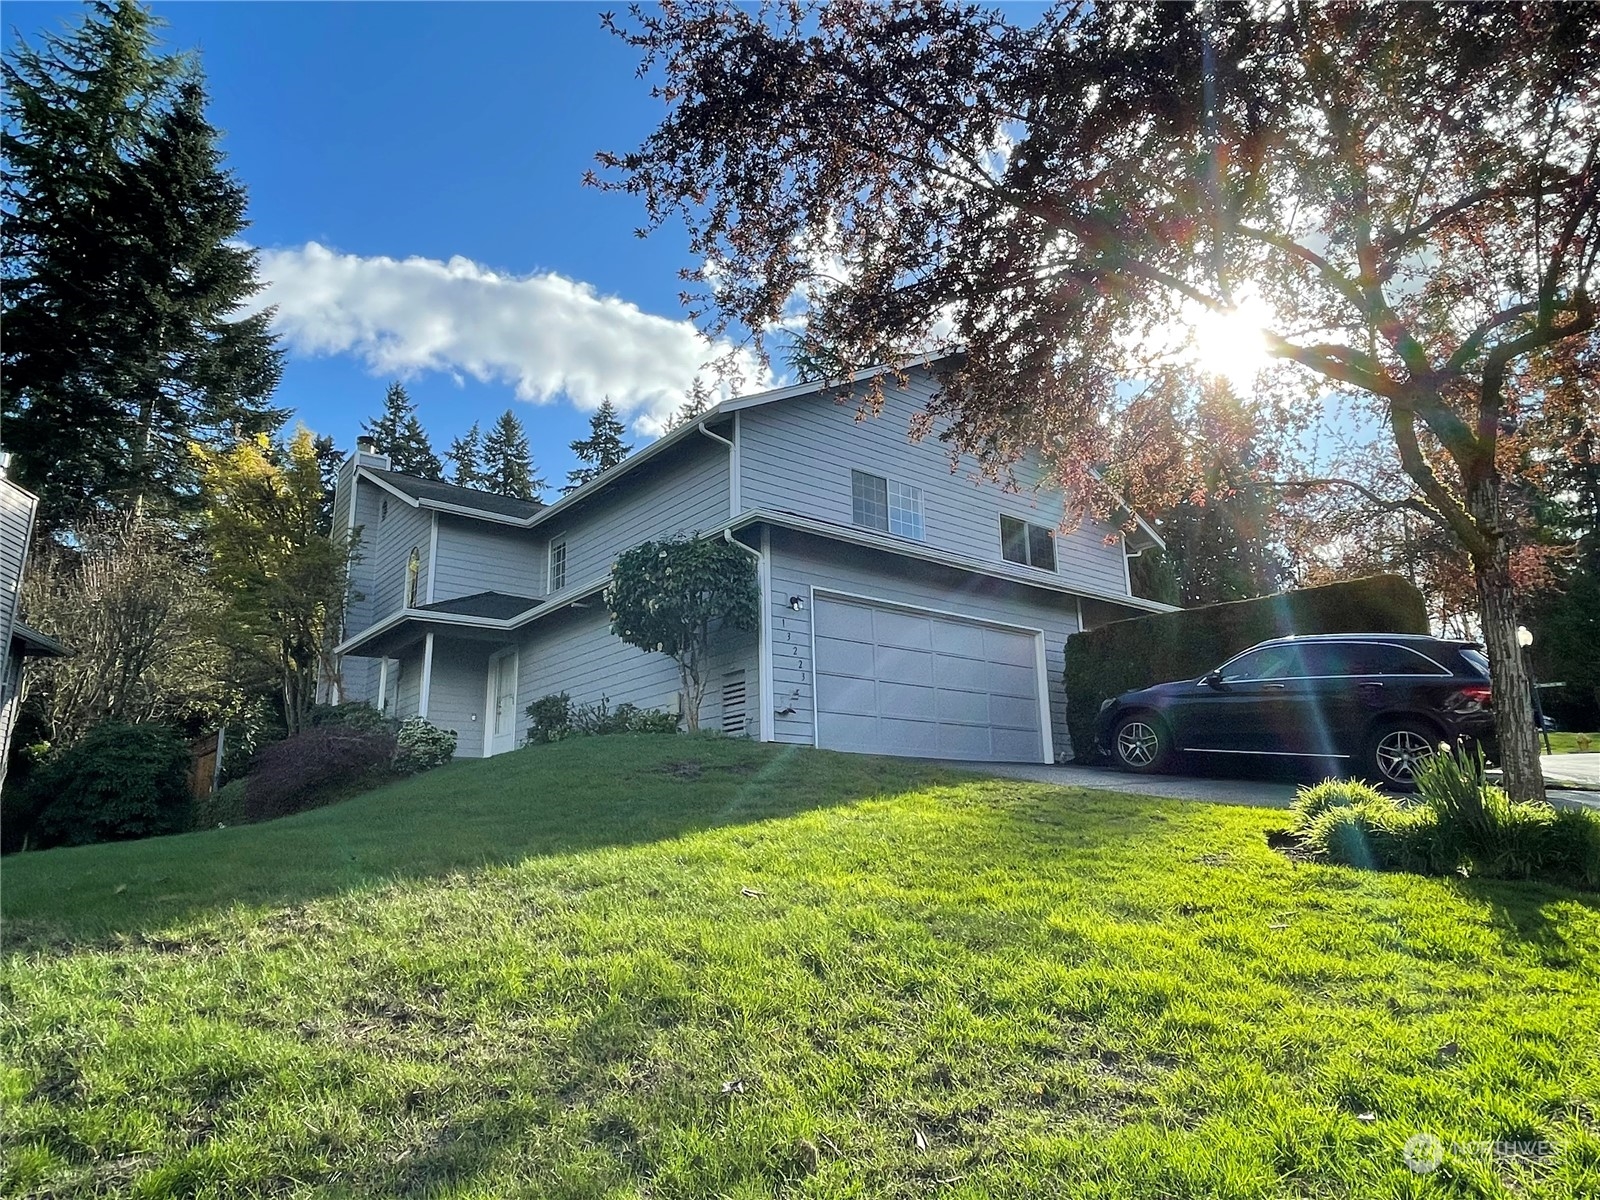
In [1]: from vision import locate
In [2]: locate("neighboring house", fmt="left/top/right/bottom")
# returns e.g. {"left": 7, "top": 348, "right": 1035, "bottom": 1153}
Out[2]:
{"left": 0, "top": 464, "right": 67, "bottom": 793}
{"left": 331, "top": 362, "right": 1171, "bottom": 764}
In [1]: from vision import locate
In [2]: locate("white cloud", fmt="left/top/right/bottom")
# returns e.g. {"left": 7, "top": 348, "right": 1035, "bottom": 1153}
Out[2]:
{"left": 253, "top": 242, "right": 774, "bottom": 435}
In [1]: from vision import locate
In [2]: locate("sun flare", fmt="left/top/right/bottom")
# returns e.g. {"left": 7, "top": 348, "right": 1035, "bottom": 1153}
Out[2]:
{"left": 1187, "top": 297, "right": 1274, "bottom": 387}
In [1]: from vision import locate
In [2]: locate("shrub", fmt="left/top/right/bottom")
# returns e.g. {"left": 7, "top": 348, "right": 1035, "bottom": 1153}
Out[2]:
{"left": 1063, "top": 574, "right": 1428, "bottom": 762}
{"left": 393, "top": 717, "right": 457, "bottom": 774}
{"left": 28, "top": 723, "right": 192, "bottom": 849}
{"left": 1291, "top": 779, "right": 1389, "bottom": 824}
{"left": 1414, "top": 743, "right": 1497, "bottom": 847}
{"left": 243, "top": 725, "right": 396, "bottom": 822}
{"left": 1545, "top": 808, "right": 1600, "bottom": 888}
{"left": 524, "top": 693, "right": 680, "bottom": 745}
{"left": 307, "top": 702, "right": 393, "bottom": 735}
{"left": 526, "top": 692, "right": 574, "bottom": 744}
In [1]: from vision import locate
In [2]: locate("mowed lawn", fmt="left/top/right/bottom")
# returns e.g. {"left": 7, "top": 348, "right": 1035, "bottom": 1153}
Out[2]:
{"left": 3, "top": 737, "right": 1598, "bottom": 1199}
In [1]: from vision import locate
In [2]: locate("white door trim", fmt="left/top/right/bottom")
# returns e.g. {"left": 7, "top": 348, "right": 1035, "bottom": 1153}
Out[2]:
{"left": 418, "top": 632, "right": 435, "bottom": 718}
{"left": 757, "top": 526, "right": 774, "bottom": 742}
{"left": 483, "top": 646, "right": 519, "bottom": 757}
{"left": 807, "top": 587, "right": 1053, "bottom": 764}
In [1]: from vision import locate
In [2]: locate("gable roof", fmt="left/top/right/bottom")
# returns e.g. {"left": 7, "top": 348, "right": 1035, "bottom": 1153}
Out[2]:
{"left": 362, "top": 469, "right": 543, "bottom": 520}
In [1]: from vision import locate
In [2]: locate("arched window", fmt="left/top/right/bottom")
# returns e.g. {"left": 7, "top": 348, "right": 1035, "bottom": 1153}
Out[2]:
{"left": 405, "top": 546, "right": 421, "bottom": 607}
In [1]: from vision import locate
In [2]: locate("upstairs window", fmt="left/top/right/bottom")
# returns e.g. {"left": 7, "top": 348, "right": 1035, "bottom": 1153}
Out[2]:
{"left": 405, "top": 546, "right": 421, "bottom": 607}
{"left": 549, "top": 539, "right": 567, "bottom": 592}
{"left": 1000, "top": 515, "right": 1057, "bottom": 571}
{"left": 852, "top": 470, "right": 924, "bottom": 540}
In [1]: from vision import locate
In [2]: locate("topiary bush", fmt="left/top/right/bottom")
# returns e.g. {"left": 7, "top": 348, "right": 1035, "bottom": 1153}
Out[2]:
{"left": 393, "top": 717, "right": 457, "bottom": 774}
{"left": 243, "top": 725, "right": 396, "bottom": 822}
{"left": 1064, "top": 574, "right": 1428, "bottom": 762}
{"left": 28, "top": 722, "right": 192, "bottom": 849}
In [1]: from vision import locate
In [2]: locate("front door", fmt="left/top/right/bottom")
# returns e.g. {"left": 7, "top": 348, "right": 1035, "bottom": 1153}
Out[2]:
{"left": 486, "top": 650, "right": 519, "bottom": 757}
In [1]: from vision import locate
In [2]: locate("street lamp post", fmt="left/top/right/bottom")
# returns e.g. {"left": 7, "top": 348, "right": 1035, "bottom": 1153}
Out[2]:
{"left": 1516, "top": 626, "right": 1552, "bottom": 756}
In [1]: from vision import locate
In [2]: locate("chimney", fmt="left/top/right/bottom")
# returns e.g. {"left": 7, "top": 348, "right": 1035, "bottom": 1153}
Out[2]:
{"left": 353, "top": 436, "right": 390, "bottom": 470}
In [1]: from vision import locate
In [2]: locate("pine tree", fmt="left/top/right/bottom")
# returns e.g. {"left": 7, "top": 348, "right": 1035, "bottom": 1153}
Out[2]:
{"left": 446, "top": 421, "right": 486, "bottom": 489}
{"left": 481, "top": 409, "right": 545, "bottom": 503}
{"left": 2, "top": 1, "right": 284, "bottom": 530}
{"left": 564, "top": 398, "right": 633, "bottom": 492}
{"left": 362, "top": 382, "right": 442, "bottom": 479}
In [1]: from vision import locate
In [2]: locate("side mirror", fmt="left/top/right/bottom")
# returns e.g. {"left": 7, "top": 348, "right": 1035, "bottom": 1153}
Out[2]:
{"left": 1203, "top": 670, "right": 1228, "bottom": 690}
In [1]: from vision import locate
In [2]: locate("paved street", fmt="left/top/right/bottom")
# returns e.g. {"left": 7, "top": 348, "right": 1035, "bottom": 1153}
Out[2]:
{"left": 944, "top": 753, "right": 1600, "bottom": 811}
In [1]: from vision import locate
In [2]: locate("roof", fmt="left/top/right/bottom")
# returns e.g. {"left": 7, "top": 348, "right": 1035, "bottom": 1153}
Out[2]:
{"left": 414, "top": 591, "right": 542, "bottom": 619}
{"left": 362, "top": 469, "right": 543, "bottom": 520}
{"left": 12, "top": 621, "right": 69, "bottom": 657}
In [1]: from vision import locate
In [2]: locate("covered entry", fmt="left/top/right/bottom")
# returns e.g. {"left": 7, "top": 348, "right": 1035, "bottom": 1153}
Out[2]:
{"left": 811, "top": 592, "right": 1049, "bottom": 763}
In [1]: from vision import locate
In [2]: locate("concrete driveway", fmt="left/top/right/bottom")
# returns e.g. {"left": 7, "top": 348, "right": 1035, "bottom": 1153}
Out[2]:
{"left": 943, "top": 753, "right": 1600, "bottom": 811}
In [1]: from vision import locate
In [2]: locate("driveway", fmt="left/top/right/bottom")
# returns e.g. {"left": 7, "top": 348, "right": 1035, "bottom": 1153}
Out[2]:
{"left": 945, "top": 753, "right": 1600, "bottom": 811}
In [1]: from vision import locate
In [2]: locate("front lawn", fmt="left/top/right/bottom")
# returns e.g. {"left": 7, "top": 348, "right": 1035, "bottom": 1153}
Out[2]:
{"left": 1545, "top": 732, "right": 1597, "bottom": 755}
{"left": 3, "top": 736, "right": 1597, "bottom": 1198}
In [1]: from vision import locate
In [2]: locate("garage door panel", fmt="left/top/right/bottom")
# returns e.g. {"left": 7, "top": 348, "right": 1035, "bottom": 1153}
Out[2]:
{"left": 879, "top": 717, "right": 944, "bottom": 755}
{"left": 879, "top": 680, "right": 934, "bottom": 719}
{"left": 815, "top": 635, "right": 872, "bottom": 680}
{"left": 817, "top": 673, "right": 877, "bottom": 717}
{"left": 816, "top": 710, "right": 882, "bottom": 751}
{"left": 877, "top": 646, "right": 935, "bottom": 686}
{"left": 931, "top": 619, "right": 987, "bottom": 659}
{"left": 933, "top": 654, "right": 988, "bottom": 692}
{"left": 874, "top": 609, "right": 932, "bottom": 650}
{"left": 987, "top": 661, "right": 1038, "bottom": 698}
{"left": 984, "top": 627, "right": 1037, "bottom": 667}
{"left": 989, "top": 693, "right": 1041, "bottom": 730}
{"left": 812, "top": 595, "right": 1045, "bottom": 763}
{"left": 936, "top": 688, "right": 990, "bottom": 725}
{"left": 993, "top": 727, "right": 1045, "bottom": 760}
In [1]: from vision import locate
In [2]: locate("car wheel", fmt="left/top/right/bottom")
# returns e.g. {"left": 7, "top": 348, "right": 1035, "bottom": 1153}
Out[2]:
{"left": 1112, "top": 713, "right": 1171, "bottom": 774}
{"left": 1368, "top": 722, "right": 1441, "bottom": 790}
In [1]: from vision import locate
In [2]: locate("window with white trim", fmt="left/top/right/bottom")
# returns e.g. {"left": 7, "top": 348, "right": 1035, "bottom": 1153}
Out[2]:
{"left": 405, "top": 546, "right": 421, "bottom": 607}
{"left": 548, "top": 538, "right": 567, "bottom": 593}
{"left": 852, "top": 470, "right": 924, "bottom": 540}
{"left": 1000, "top": 515, "right": 1057, "bottom": 571}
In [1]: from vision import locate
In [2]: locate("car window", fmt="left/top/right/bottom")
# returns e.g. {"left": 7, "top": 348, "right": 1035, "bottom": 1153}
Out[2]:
{"left": 1298, "top": 642, "right": 1450, "bottom": 677}
{"left": 1460, "top": 648, "right": 1490, "bottom": 678}
{"left": 1220, "top": 645, "right": 1301, "bottom": 681}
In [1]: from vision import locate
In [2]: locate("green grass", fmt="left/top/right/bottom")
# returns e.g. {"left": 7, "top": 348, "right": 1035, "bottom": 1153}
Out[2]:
{"left": 1545, "top": 732, "right": 1597, "bottom": 755}
{"left": 3, "top": 735, "right": 1597, "bottom": 1199}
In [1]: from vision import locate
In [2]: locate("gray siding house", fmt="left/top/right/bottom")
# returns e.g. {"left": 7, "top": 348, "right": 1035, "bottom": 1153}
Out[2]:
{"left": 0, "top": 466, "right": 67, "bottom": 793}
{"left": 331, "top": 363, "right": 1171, "bottom": 763}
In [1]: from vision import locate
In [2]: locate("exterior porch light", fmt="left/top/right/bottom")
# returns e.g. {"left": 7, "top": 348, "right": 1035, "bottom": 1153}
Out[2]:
{"left": 788, "top": 595, "right": 805, "bottom": 611}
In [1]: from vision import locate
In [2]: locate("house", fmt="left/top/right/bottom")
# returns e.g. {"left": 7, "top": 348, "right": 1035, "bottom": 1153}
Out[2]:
{"left": 330, "top": 362, "right": 1172, "bottom": 763}
{"left": 0, "top": 464, "right": 68, "bottom": 794}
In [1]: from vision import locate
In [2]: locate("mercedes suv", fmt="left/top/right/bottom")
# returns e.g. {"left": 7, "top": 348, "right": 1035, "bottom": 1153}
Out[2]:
{"left": 1094, "top": 634, "right": 1495, "bottom": 788}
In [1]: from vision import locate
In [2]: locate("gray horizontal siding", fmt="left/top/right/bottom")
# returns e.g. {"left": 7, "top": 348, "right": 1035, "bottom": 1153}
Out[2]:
{"left": 369, "top": 499, "right": 431, "bottom": 619}
{"left": 512, "top": 606, "right": 685, "bottom": 743}
{"left": 764, "top": 528, "right": 1083, "bottom": 760}
{"left": 393, "top": 648, "right": 423, "bottom": 719}
{"left": 737, "top": 367, "right": 1131, "bottom": 596}
{"left": 431, "top": 517, "right": 544, "bottom": 603}
{"left": 0, "top": 480, "right": 35, "bottom": 647}
{"left": 542, "top": 442, "right": 729, "bottom": 592}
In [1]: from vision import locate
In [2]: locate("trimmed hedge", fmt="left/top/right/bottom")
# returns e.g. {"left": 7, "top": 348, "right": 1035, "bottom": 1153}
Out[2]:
{"left": 1063, "top": 574, "right": 1428, "bottom": 762}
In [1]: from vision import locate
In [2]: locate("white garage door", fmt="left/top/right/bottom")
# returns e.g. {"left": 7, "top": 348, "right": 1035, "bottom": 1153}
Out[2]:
{"left": 812, "top": 594, "right": 1046, "bottom": 762}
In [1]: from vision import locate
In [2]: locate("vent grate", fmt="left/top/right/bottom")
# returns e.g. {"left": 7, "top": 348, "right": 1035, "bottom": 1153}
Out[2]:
{"left": 721, "top": 670, "right": 748, "bottom": 737}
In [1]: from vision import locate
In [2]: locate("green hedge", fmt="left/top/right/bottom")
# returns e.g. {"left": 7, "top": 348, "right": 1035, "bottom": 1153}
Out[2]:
{"left": 1063, "top": 575, "right": 1429, "bottom": 762}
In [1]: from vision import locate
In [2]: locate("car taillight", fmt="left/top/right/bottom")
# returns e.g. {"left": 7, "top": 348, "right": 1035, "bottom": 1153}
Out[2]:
{"left": 1446, "top": 685, "right": 1492, "bottom": 713}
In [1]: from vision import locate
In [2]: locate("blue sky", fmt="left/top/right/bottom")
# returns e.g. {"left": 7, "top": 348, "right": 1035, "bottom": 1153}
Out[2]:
{"left": 7, "top": 1, "right": 770, "bottom": 487}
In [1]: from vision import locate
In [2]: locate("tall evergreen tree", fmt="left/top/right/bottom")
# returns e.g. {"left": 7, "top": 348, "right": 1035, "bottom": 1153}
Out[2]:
{"left": 446, "top": 421, "right": 486, "bottom": 489}
{"left": 481, "top": 409, "right": 545, "bottom": 503}
{"left": 361, "top": 382, "right": 442, "bottom": 479}
{"left": 2, "top": 1, "right": 284, "bottom": 530}
{"left": 564, "top": 398, "right": 632, "bottom": 492}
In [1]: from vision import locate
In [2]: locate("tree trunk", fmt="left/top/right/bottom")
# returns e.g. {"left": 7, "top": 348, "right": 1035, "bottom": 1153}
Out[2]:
{"left": 1467, "top": 479, "right": 1544, "bottom": 804}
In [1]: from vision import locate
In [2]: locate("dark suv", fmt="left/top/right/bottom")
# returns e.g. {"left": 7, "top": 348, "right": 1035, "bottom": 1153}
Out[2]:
{"left": 1094, "top": 634, "right": 1494, "bottom": 788}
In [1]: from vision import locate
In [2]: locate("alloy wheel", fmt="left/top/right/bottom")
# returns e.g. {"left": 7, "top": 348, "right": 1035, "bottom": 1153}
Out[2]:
{"left": 1375, "top": 728, "right": 1436, "bottom": 784}
{"left": 1117, "top": 721, "right": 1160, "bottom": 768}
